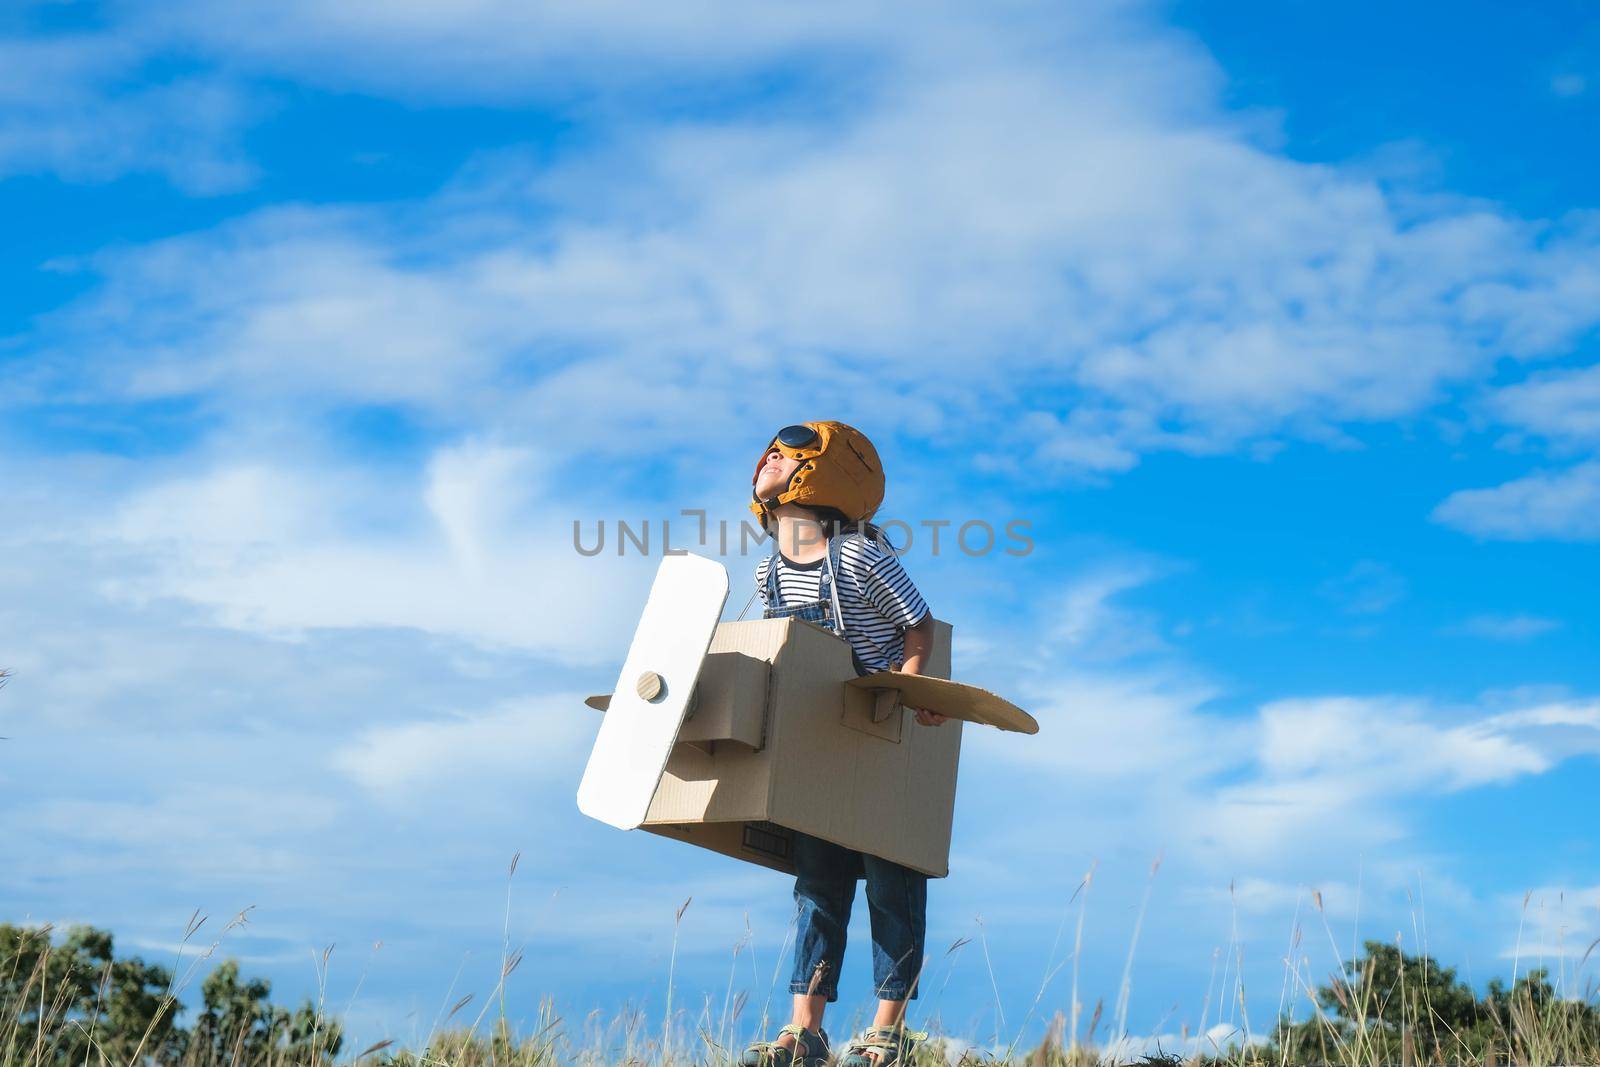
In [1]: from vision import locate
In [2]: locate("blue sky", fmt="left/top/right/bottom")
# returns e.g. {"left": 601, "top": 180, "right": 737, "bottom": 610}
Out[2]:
{"left": 3, "top": 0, "right": 1599, "bottom": 1057}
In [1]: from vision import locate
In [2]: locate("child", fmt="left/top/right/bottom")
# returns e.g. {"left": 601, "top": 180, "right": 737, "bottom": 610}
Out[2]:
{"left": 739, "top": 421, "right": 945, "bottom": 1067}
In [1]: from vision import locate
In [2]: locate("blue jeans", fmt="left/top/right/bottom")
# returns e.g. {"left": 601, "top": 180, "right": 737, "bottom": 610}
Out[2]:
{"left": 788, "top": 831, "right": 927, "bottom": 1003}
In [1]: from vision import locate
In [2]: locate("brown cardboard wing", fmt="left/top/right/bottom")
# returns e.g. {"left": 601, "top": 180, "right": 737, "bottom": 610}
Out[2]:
{"left": 844, "top": 671, "right": 1038, "bottom": 734}
{"left": 584, "top": 694, "right": 610, "bottom": 711}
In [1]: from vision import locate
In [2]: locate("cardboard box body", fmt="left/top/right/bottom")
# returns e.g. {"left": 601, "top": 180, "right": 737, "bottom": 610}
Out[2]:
{"left": 637, "top": 616, "right": 961, "bottom": 878}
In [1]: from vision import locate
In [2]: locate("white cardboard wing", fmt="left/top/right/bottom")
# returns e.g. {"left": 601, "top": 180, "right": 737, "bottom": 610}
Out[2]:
{"left": 576, "top": 552, "right": 729, "bottom": 830}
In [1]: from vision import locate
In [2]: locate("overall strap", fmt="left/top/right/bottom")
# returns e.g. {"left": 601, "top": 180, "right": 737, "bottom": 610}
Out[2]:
{"left": 763, "top": 540, "right": 783, "bottom": 607}
{"left": 764, "top": 530, "right": 843, "bottom": 611}
{"left": 823, "top": 531, "right": 847, "bottom": 637}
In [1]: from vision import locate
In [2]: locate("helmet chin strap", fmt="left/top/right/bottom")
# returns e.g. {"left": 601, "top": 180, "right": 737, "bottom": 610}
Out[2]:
{"left": 753, "top": 459, "right": 805, "bottom": 517}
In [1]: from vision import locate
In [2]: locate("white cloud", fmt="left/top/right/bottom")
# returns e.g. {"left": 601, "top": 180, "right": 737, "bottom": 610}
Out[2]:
{"left": 1489, "top": 362, "right": 1600, "bottom": 449}
{"left": 1255, "top": 696, "right": 1548, "bottom": 790}
{"left": 1187, "top": 876, "right": 1360, "bottom": 923}
{"left": 993, "top": 665, "right": 1232, "bottom": 781}
{"left": 1317, "top": 560, "right": 1408, "bottom": 616}
{"left": 1479, "top": 700, "right": 1600, "bottom": 763}
{"left": 0, "top": 34, "right": 254, "bottom": 191}
{"left": 137, "top": 0, "right": 906, "bottom": 101}
{"left": 31, "top": 209, "right": 519, "bottom": 410}
{"left": 1175, "top": 692, "right": 1595, "bottom": 868}
{"left": 1049, "top": 560, "right": 1180, "bottom": 661}
{"left": 1495, "top": 885, "right": 1600, "bottom": 966}
{"left": 17, "top": 3, "right": 1600, "bottom": 484}
{"left": 963, "top": 567, "right": 1593, "bottom": 878}
{"left": 424, "top": 442, "right": 542, "bottom": 577}
{"left": 1432, "top": 461, "right": 1600, "bottom": 541}
{"left": 25, "top": 782, "right": 340, "bottom": 881}
{"left": 1446, "top": 614, "right": 1563, "bottom": 641}
{"left": 330, "top": 694, "right": 594, "bottom": 801}
{"left": 112, "top": 463, "right": 338, "bottom": 551}
{"left": 97, "top": 448, "right": 655, "bottom": 664}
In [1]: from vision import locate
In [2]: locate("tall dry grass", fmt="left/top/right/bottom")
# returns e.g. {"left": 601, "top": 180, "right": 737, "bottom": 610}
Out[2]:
{"left": 8, "top": 858, "right": 1599, "bottom": 1065}
{"left": 8, "top": 920, "right": 1600, "bottom": 1065}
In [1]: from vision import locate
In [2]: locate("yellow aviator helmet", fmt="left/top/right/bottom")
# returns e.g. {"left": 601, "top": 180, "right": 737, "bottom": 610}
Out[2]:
{"left": 750, "top": 421, "right": 885, "bottom": 529}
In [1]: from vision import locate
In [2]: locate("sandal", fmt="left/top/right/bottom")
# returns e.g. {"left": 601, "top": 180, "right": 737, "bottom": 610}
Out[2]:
{"left": 840, "top": 1024, "right": 929, "bottom": 1066}
{"left": 738, "top": 1023, "right": 831, "bottom": 1067}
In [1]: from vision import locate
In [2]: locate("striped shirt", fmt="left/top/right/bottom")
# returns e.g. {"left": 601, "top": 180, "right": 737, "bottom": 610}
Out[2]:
{"left": 755, "top": 533, "right": 931, "bottom": 673}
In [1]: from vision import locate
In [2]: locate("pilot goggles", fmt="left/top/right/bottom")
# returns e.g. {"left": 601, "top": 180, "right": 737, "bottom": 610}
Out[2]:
{"left": 773, "top": 424, "right": 818, "bottom": 449}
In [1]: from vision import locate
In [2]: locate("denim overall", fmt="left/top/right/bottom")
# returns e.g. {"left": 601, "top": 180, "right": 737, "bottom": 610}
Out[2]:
{"left": 760, "top": 532, "right": 927, "bottom": 1004}
{"left": 762, "top": 531, "right": 900, "bottom": 679}
{"left": 762, "top": 532, "right": 848, "bottom": 636}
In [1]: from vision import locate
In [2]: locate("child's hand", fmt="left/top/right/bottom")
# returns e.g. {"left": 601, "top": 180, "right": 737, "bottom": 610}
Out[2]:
{"left": 911, "top": 706, "right": 947, "bottom": 726}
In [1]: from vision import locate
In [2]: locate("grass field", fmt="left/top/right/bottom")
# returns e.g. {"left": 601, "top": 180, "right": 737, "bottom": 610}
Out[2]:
{"left": 9, "top": 845, "right": 1599, "bottom": 1066}
{"left": 8, "top": 890, "right": 1600, "bottom": 1067}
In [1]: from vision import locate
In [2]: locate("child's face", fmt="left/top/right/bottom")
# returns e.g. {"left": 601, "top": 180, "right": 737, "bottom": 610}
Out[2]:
{"left": 754, "top": 446, "right": 801, "bottom": 498}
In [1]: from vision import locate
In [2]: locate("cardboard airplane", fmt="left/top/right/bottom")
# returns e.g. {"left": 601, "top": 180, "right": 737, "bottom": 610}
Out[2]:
{"left": 575, "top": 552, "right": 1038, "bottom": 877}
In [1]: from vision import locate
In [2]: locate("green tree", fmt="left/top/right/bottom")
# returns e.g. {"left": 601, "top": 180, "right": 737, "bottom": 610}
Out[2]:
{"left": 1261, "top": 941, "right": 1600, "bottom": 1066}
{"left": 0, "top": 922, "right": 185, "bottom": 1065}
{"left": 190, "top": 959, "right": 343, "bottom": 1067}
{"left": 1315, "top": 939, "right": 1482, "bottom": 1052}
{"left": 1477, "top": 966, "right": 1600, "bottom": 1066}
{"left": 1266, "top": 941, "right": 1482, "bottom": 1062}
{"left": 2, "top": 923, "right": 341, "bottom": 1066}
